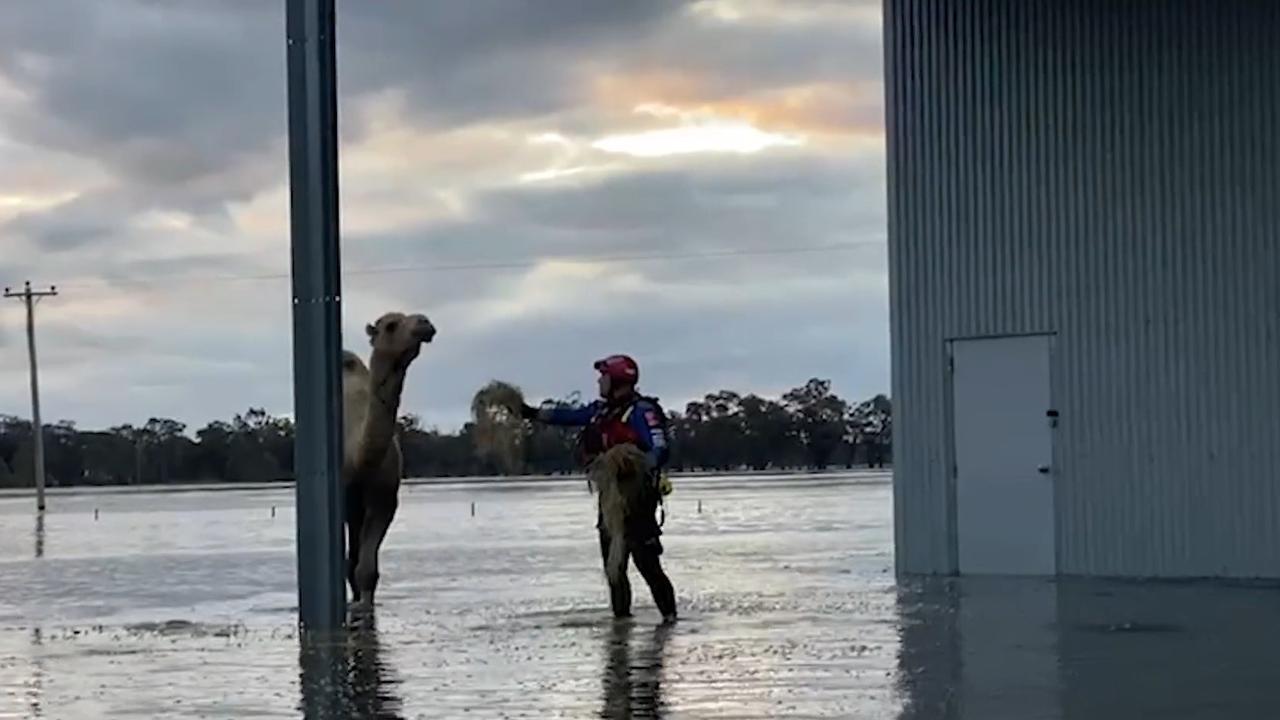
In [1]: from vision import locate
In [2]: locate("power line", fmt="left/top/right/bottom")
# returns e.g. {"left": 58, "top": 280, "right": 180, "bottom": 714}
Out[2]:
{"left": 45, "top": 240, "right": 882, "bottom": 293}
{"left": 3, "top": 281, "right": 58, "bottom": 513}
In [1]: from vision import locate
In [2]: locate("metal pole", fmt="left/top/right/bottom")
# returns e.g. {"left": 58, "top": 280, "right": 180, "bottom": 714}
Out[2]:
{"left": 286, "top": 0, "right": 345, "bottom": 632}
{"left": 5, "top": 281, "right": 56, "bottom": 512}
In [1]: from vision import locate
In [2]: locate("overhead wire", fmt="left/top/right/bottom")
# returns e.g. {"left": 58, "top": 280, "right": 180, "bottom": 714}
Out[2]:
{"left": 44, "top": 240, "right": 884, "bottom": 293}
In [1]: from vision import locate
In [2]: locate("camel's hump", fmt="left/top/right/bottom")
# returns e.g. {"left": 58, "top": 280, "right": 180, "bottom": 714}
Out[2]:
{"left": 342, "top": 350, "right": 369, "bottom": 375}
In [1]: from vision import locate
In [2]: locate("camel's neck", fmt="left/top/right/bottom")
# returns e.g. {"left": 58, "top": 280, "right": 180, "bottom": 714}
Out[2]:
{"left": 356, "top": 351, "right": 409, "bottom": 473}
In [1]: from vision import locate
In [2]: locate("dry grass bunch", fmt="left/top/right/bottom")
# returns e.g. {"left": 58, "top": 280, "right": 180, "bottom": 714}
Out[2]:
{"left": 470, "top": 380, "right": 528, "bottom": 475}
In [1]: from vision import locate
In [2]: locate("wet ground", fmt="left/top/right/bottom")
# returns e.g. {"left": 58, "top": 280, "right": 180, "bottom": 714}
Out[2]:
{"left": 0, "top": 474, "right": 1278, "bottom": 719}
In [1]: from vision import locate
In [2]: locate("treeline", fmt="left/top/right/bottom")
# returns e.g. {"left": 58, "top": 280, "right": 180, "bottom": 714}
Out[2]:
{"left": 0, "top": 378, "right": 890, "bottom": 488}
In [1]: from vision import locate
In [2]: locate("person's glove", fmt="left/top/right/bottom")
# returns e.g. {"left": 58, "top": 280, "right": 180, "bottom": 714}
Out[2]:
{"left": 519, "top": 403, "right": 539, "bottom": 420}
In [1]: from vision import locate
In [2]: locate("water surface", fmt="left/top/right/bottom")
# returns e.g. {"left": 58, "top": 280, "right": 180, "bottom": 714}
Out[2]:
{"left": 0, "top": 473, "right": 895, "bottom": 718}
{"left": 3, "top": 473, "right": 1278, "bottom": 719}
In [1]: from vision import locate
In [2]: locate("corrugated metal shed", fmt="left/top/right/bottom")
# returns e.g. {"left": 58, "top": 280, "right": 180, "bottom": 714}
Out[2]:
{"left": 886, "top": 0, "right": 1280, "bottom": 577}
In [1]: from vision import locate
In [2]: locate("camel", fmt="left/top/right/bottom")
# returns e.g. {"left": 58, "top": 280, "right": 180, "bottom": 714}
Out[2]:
{"left": 341, "top": 311, "right": 436, "bottom": 611}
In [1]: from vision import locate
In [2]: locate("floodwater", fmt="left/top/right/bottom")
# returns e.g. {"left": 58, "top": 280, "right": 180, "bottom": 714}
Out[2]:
{"left": 0, "top": 474, "right": 1277, "bottom": 719}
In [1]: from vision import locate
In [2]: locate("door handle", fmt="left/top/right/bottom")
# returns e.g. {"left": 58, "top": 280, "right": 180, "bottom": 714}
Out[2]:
{"left": 1037, "top": 465, "right": 1051, "bottom": 474}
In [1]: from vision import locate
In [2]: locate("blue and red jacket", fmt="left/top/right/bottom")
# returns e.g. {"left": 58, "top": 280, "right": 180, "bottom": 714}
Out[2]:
{"left": 540, "top": 394, "right": 670, "bottom": 472}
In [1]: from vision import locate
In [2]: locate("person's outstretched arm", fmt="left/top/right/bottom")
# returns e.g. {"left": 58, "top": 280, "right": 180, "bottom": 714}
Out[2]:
{"left": 521, "top": 400, "right": 599, "bottom": 427}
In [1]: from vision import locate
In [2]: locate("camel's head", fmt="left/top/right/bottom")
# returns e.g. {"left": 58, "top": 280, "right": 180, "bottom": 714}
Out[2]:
{"left": 365, "top": 311, "right": 436, "bottom": 364}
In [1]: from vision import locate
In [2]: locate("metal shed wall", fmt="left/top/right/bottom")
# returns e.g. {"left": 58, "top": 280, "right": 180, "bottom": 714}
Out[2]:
{"left": 886, "top": 0, "right": 1280, "bottom": 577}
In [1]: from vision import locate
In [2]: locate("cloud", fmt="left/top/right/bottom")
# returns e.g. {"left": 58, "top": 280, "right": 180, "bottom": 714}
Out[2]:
{"left": 614, "top": 1, "right": 883, "bottom": 99}
{"left": 0, "top": 0, "right": 879, "bottom": 205}
{"left": 4, "top": 191, "right": 137, "bottom": 252}
{"left": 0, "top": 2, "right": 284, "bottom": 209}
{"left": 410, "top": 264, "right": 888, "bottom": 428}
{"left": 0, "top": 1, "right": 685, "bottom": 210}
{"left": 0, "top": 0, "right": 887, "bottom": 433}
{"left": 336, "top": 1, "right": 686, "bottom": 131}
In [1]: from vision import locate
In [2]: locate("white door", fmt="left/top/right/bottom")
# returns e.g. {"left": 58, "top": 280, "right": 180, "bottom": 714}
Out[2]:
{"left": 951, "top": 334, "right": 1055, "bottom": 575}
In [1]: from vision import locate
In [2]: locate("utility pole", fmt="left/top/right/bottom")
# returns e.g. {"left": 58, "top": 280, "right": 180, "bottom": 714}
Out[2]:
{"left": 4, "top": 281, "right": 58, "bottom": 512}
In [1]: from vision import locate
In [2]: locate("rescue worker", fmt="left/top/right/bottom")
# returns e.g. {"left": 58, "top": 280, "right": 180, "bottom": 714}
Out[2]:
{"left": 519, "top": 354, "right": 678, "bottom": 622}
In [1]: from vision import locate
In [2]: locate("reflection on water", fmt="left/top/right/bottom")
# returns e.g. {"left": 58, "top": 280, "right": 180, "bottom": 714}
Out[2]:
{"left": 298, "top": 615, "right": 403, "bottom": 720}
{"left": 27, "top": 627, "right": 46, "bottom": 719}
{"left": 895, "top": 578, "right": 960, "bottom": 720}
{"left": 600, "top": 621, "right": 671, "bottom": 719}
{"left": 33, "top": 511, "right": 44, "bottom": 559}
{"left": 895, "top": 576, "right": 1280, "bottom": 719}
{"left": 349, "top": 617, "right": 404, "bottom": 719}
{"left": 298, "top": 612, "right": 675, "bottom": 719}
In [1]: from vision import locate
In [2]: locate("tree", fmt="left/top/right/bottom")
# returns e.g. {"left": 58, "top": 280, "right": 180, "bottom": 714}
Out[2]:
{"left": 0, "top": 416, "right": 32, "bottom": 487}
{"left": 782, "top": 379, "right": 849, "bottom": 470}
{"left": 676, "top": 391, "right": 746, "bottom": 471}
{"left": 194, "top": 421, "right": 235, "bottom": 480}
{"left": 80, "top": 430, "right": 137, "bottom": 485}
{"left": 44, "top": 420, "right": 84, "bottom": 487}
{"left": 143, "top": 418, "right": 193, "bottom": 484}
{"left": 0, "top": 380, "right": 888, "bottom": 485}
{"left": 849, "top": 394, "right": 892, "bottom": 468}
{"left": 226, "top": 408, "right": 291, "bottom": 482}
{"left": 739, "top": 395, "right": 800, "bottom": 470}
{"left": 107, "top": 424, "right": 147, "bottom": 484}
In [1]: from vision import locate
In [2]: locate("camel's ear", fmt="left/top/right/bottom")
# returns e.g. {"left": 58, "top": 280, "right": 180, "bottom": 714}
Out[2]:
{"left": 365, "top": 323, "right": 377, "bottom": 338}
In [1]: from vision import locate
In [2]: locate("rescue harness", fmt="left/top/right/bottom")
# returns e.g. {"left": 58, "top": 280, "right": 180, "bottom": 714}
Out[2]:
{"left": 579, "top": 395, "right": 673, "bottom": 527}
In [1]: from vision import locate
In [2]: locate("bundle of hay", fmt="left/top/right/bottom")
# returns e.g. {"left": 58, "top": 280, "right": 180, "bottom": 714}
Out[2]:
{"left": 589, "top": 444, "right": 652, "bottom": 583}
{"left": 470, "top": 380, "right": 528, "bottom": 475}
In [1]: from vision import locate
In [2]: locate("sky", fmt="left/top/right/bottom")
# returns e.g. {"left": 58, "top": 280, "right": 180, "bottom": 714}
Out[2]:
{"left": 0, "top": 0, "right": 888, "bottom": 434}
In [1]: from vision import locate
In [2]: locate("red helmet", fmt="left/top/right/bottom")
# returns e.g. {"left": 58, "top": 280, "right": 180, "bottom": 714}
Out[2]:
{"left": 594, "top": 354, "right": 639, "bottom": 385}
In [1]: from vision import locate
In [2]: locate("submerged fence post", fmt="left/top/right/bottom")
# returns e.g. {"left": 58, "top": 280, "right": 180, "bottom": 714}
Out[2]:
{"left": 287, "top": 0, "right": 345, "bottom": 632}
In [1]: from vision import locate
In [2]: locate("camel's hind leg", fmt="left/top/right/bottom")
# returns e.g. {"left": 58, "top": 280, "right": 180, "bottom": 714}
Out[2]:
{"left": 344, "top": 483, "right": 366, "bottom": 602}
{"left": 354, "top": 493, "right": 398, "bottom": 608}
